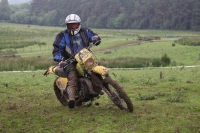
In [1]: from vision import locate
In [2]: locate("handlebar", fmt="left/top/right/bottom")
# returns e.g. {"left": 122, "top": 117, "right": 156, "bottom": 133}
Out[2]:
{"left": 60, "top": 40, "right": 100, "bottom": 69}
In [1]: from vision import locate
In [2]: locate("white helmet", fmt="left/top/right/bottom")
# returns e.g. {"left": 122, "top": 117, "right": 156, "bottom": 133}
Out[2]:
{"left": 65, "top": 14, "right": 81, "bottom": 35}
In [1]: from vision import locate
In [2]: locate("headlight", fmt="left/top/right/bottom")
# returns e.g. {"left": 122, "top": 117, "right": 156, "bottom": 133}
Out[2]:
{"left": 85, "top": 58, "right": 95, "bottom": 69}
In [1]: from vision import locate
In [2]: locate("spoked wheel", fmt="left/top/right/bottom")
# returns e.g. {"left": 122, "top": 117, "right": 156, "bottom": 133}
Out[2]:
{"left": 54, "top": 78, "right": 68, "bottom": 106}
{"left": 54, "top": 77, "right": 94, "bottom": 107}
{"left": 103, "top": 76, "right": 134, "bottom": 112}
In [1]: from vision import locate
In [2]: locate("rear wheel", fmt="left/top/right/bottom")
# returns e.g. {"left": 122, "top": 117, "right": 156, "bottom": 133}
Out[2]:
{"left": 54, "top": 77, "right": 94, "bottom": 106}
{"left": 103, "top": 76, "right": 134, "bottom": 112}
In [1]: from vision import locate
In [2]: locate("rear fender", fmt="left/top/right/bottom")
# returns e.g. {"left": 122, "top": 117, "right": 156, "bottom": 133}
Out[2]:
{"left": 44, "top": 66, "right": 57, "bottom": 75}
{"left": 46, "top": 66, "right": 68, "bottom": 77}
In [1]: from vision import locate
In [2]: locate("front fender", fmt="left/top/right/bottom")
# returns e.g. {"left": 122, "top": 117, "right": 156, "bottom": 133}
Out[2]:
{"left": 92, "top": 66, "right": 109, "bottom": 76}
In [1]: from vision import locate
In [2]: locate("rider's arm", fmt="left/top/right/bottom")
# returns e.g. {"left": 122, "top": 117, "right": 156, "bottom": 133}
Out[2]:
{"left": 52, "top": 32, "right": 66, "bottom": 62}
{"left": 86, "top": 29, "right": 101, "bottom": 45}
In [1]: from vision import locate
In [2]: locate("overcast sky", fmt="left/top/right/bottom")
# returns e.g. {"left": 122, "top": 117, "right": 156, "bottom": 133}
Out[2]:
{"left": 8, "top": 0, "right": 31, "bottom": 5}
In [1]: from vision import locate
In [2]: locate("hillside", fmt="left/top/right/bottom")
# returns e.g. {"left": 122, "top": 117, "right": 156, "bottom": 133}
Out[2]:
{"left": 0, "top": 0, "right": 200, "bottom": 30}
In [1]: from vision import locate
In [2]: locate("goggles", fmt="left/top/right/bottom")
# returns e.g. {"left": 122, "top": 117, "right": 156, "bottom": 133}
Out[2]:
{"left": 67, "top": 23, "right": 80, "bottom": 29}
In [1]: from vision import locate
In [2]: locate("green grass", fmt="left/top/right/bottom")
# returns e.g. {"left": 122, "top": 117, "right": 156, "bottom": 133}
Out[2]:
{"left": 0, "top": 23, "right": 200, "bottom": 133}
{"left": 1, "top": 40, "right": 199, "bottom": 71}
{"left": 0, "top": 67, "right": 200, "bottom": 133}
{"left": 94, "top": 41, "right": 200, "bottom": 66}
{"left": 1, "top": 22, "right": 200, "bottom": 58}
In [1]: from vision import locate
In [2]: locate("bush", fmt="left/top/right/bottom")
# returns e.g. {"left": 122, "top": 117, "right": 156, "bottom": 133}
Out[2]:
{"left": 176, "top": 37, "right": 200, "bottom": 46}
{"left": 0, "top": 57, "right": 55, "bottom": 71}
{"left": 161, "top": 54, "right": 171, "bottom": 66}
{"left": 99, "top": 56, "right": 171, "bottom": 68}
{"left": 152, "top": 58, "right": 162, "bottom": 67}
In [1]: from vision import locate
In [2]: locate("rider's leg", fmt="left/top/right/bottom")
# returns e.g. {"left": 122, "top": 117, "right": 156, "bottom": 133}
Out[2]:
{"left": 65, "top": 70, "right": 77, "bottom": 109}
{"left": 63, "top": 63, "right": 77, "bottom": 109}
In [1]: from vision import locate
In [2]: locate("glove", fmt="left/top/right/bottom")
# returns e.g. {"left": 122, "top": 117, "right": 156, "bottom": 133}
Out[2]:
{"left": 58, "top": 61, "right": 66, "bottom": 67}
{"left": 91, "top": 35, "right": 101, "bottom": 46}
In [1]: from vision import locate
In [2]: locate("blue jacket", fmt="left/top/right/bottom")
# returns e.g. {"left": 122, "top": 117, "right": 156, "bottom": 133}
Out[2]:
{"left": 52, "top": 28, "right": 100, "bottom": 62}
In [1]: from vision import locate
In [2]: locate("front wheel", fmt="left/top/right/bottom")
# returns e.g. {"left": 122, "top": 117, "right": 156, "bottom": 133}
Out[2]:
{"left": 103, "top": 76, "right": 134, "bottom": 112}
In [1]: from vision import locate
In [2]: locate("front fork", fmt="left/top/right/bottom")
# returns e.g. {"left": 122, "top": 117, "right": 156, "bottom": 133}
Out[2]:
{"left": 88, "top": 71, "right": 113, "bottom": 99}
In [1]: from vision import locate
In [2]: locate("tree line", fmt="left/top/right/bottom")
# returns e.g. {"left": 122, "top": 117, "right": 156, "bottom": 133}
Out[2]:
{"left": 0, "top": 0, "right": 200, "bottom": 31}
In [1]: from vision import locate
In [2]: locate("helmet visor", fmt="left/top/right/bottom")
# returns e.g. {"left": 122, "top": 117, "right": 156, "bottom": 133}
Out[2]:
{"left": 67, "top": 23, "right": 80, "bottom": 29}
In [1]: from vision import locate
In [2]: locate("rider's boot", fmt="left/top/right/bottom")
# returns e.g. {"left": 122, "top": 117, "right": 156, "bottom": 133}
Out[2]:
{"left": 67, "top": 86, "right": 76, "bottom": 108}
{"left": 64, "top": 71, "right": 77, "bottom": 109}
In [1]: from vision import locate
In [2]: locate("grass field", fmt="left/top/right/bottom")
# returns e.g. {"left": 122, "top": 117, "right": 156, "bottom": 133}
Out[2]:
{"left": 94, "top": 41, "right": 200, "bottom": 66}
{"left": 0, "top": 67, "right": 200, "bottom": 133}
{"left": 1, "top": 22, "right": 200, "bottom": 58}
{"left": 0, "top": 23, "right": 200, "bottom": 133}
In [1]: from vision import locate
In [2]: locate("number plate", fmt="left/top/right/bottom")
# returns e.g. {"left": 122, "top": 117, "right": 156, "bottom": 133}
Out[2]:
{"left": 79, "top": 49, "right": 90, "bottom": 61}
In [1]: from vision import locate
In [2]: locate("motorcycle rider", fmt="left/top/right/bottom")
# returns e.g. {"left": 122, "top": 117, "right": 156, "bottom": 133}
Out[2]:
{"left": 52, "top": 14, "right": 101, "bottom": 109}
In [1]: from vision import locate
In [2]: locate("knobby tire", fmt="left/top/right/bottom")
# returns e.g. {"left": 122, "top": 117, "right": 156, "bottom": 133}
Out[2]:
{"left": 103, "top": 77, "right": 134, "bottom": 112}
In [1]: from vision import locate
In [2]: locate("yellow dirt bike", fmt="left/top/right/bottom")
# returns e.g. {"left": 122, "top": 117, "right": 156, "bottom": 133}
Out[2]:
{"left": 44, "top": 44, "right": 133, "bottom": 112}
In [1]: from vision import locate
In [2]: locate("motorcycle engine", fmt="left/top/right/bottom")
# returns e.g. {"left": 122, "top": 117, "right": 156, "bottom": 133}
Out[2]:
{"left": 77, "top": 78, "right": 95, "bottom": 102}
